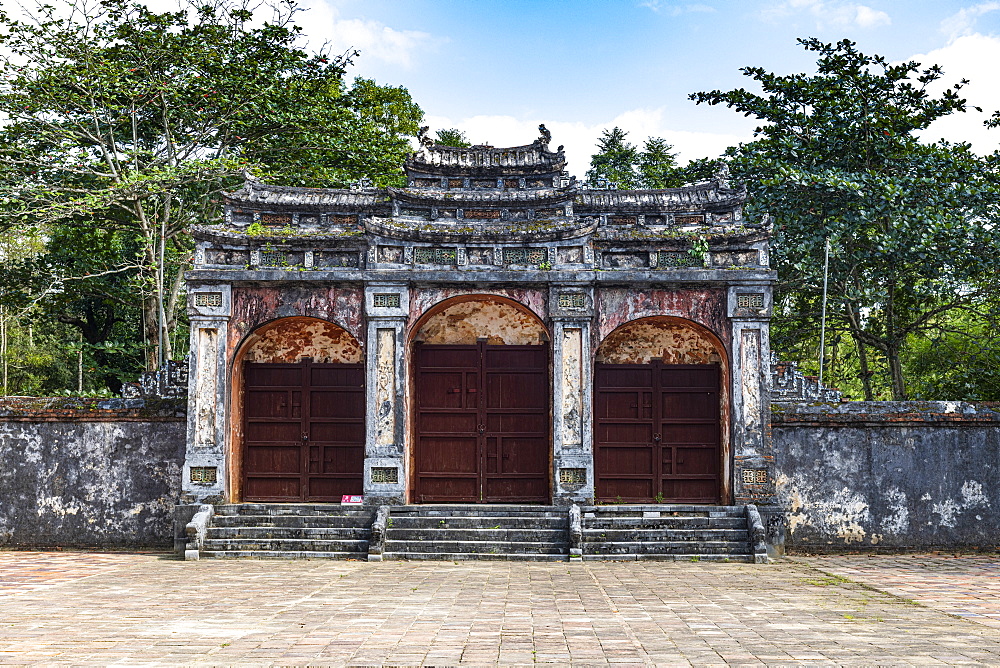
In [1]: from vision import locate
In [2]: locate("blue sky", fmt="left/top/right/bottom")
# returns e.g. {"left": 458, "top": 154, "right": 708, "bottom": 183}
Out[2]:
{"left": 299, "top": 0, "right": 1000, "bottom": 172}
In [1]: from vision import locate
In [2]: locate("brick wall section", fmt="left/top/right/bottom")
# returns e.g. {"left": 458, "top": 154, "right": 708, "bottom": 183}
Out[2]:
{"left": 772, "top": 401, "right": 1000, "bottom": 552}
{"left": 0, "top": 400, "right": 186, "bottom": 548}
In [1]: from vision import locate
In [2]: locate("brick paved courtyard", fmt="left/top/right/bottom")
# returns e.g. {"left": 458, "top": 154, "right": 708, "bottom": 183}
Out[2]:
{"left": 1, "top": 551, "right": 999, "bottom": 665}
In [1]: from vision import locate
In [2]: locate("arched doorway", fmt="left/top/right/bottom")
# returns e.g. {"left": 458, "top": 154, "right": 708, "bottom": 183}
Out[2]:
{"left": 409, "top": 296, "right": 550, "bottom": 503}
{"left": 594, "top": 316, "right": 728, "bottom": 504}
{"left": 234, "top": 317, "right": 364, "bottom": 502}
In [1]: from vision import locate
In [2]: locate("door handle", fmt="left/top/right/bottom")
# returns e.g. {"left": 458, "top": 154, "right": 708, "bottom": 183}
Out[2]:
{"left": 302, "top": 433, "right": 309, "bottom": 442}
{"left": 653, "top": 433, "right": 661, "bottom": 442}
{"left": 478, "top": 424, "right": 485, "bottom": 434}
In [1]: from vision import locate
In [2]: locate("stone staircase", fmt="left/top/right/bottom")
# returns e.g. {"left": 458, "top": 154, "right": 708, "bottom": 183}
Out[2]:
{"left": 187, "top": 503, "right": 767, "bottom": 562}
{"left": 377, "top": 505, "right": 569, "bottom": 561}
{"left": 579, "top": 505, "right": 756, "bottom": 562}
{"left": 199, "top": 504, "right": 374, "bottom": 559}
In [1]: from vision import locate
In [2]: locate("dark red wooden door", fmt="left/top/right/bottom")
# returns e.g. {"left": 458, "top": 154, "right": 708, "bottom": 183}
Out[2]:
{"left": 243, "top": 360, "right": 364, "bottom": 502}
{"left": 414, "top": 342, "right": 549, "bottom": 503}
{"left": 594, "top": 363, "right": 720, "bottom": 503}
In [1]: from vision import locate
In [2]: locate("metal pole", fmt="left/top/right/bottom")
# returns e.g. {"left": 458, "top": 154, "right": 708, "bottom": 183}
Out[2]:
{"left": 819, "top": 237, "right": 830, "bottom": 388}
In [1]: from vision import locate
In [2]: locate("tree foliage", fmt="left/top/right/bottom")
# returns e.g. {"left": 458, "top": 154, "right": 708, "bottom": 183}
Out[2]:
{"left": 587, "top": 127, "right": 722, "bottom": 189}
{"left": 692, "top": 38, "right": 1000, "bottom": 400}
{"left": 0, "top": 0, "right": 423, "bottom": 391}
{"left": 435, "top": 128, "right": 471, "bottom": 147}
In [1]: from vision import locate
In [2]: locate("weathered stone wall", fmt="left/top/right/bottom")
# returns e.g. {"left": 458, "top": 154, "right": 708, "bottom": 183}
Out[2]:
{"left": 773, "top": 401, "right": 1000, "bottom": 552}
{"left": 0, "top": 403, "right": 185, "bottom": 548}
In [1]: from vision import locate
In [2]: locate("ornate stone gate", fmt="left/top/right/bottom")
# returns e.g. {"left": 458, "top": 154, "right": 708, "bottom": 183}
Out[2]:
{"left": 181, "top": 125, "right": 775, "bottom": 509}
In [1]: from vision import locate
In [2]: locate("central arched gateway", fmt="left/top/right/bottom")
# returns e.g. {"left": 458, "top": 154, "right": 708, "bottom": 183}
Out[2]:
{"left": 594, "top": 316, "right": 729, "bottom": 504}
{"left": 410, "top": 296, "right": 550, "bottom": 503}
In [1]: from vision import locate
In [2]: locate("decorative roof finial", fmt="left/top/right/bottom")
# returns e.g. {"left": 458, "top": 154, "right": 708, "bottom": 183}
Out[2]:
{"left": 537, "top": 124, "right": 551, "bottom": 147}
{"left": 714, "top": 162, "right": 731, "bottom": 189}
{"left": 417, "top": 125, "right": 433, "bottom": 148}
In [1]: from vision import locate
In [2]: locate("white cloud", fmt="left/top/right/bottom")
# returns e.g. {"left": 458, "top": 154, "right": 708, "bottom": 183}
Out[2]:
{"left": 425, "top": 108, "right": 745, "bottom": 175}
{"left": 909, "top": 33, "right": 1000, "bottom": 153}
{"left": 763, "top": 1, "right": 890, "bottom": 30}
{"left": 940, "top": 2, "right": 1000, "bottom": 42}
{"left": 297, "top": 0, "right": 434, "bottom": 68}
{"left": 639, "top": 1, "right": 717, "bottom": 15}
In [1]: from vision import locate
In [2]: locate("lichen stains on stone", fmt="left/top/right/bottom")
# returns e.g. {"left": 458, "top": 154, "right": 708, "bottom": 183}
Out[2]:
{"left": 596, "top": 287, "right": 728, "bottom": 347}
{"left": 243, "top": 319, "right": 362, "bottom": 363}
{"left": 596, "top": 317, "right": 722, "bottom": 364}
{"left": 229, "top": 286, "right": 364, "bottom": 356}
{"left": 414, "top": 298, "right": 547, "bottom": 346}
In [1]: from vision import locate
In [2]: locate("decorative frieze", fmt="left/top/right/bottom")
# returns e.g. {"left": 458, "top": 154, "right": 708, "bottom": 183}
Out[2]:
{"left": 370, "top": 467, "right": 399, "bottom": 484}
{"left": 194, "top": 293, "right": 223, "bottom": 308}
{"left": 414, "top": 247, "right": 458, "bottom": 265}
{"left": 189, "top": 466, "right": 217, "bottom": 484}
{"left": 738, "top": 293, "right": 765, "bottom": 309}
{"left": 372, "top": 293, "right": 401, "bottom": 308}
{"left": 557, "top": 293, "right": 586, "bottom": 309}
{"left": 656, "top": 251, "right": 701, "bottom": 268}
{"left": 503, "top": 248, "right": 547, "bottom": 266}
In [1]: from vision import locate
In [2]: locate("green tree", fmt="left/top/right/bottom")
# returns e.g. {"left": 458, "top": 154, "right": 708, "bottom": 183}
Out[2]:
{"left": 587, "top": 127, "right": 639, "bottom": 189}
{"left": 691, "top": 38, "right": 1000, "bottom": 400}
{"left": 0, "top": 0, "right": 422, "bottom": 386}
{"left": 637, "top": 137, "right": 682, "bottom": 188}
{"left": 435, "top": 128, "right": 471, "bottom": 147}
{"left": 588, "top": 128, "right": 723, "bottom": 189}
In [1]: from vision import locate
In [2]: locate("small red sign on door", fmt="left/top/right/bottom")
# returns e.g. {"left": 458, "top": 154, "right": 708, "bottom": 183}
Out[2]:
{"left": 341, "top": 495, "right": 363, "bottom": 505}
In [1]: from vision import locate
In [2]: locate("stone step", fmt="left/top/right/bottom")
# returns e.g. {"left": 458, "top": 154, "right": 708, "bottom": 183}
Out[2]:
{"left": 583, "top": 541, "right": 750, "bottom": 555}
{"left": 388, "top": 505, "right": 565, "bottom": 519}
{"left": 211, "top": 514, "right": 371, "bottom": 529}
{"left": 389, "top": 516, "right": 567, "bottom": 530}
{"left": 202, "top": 538, "right": 368, "bottom": 552}
{"left": 387, "top": 528, "right": 567, "bottom": 542}
{"left": 384, "top": 540, "right": 567, "bottom": 555}
{"left": 582, "top": 529, "right": 749, "bottom": 542}
{"left": 582, "top": 553, "right": 753, "bottom": 563}
{"left": 201, "top": 550, "right": 366, "bottom": 560}
{"left": 581, "top": 504, "right": 745, "bottom": 518}
{"left": 213, "top": 504, "right": 374, "bottom": 518}
{"left": 207, "top": 527, "right": 370, "bottom": 540}
{"left": 384, "top": 552, "right": 568, "bottom": 562}
{"left": 582, "top": 517, "right": 746, "bottom": 530}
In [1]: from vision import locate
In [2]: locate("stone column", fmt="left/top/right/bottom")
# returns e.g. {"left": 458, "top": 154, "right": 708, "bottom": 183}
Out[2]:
{"left": 363, "top": 283, "right": 409, "bottom": 504}
{"left": 727, "top": 285, "right": 775, "bottom": 508}
{"left": 182, "top": 284, "right": 231, "bottom": 503}
{"left": 549, "top": 285, "right": 595, "bottom": 505}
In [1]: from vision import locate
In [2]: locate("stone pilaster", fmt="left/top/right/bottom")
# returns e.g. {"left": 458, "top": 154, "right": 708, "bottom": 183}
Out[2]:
{"left": 363, "top": 283, "right": 409, "bottom": 503}
{"left": 727, "top": 285, "right": 775, "bottom": 507}
{"left": 182, "top": 284, "right": 231, "bottom": 503}
{"left": 549, "top": 285, "right": 594, "bottom": 505}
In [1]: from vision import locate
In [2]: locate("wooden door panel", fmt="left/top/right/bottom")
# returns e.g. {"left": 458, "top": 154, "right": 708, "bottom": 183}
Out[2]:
{"left": 414, "top": 342, "right": 549, "bottom": 503}
{"left": 245, "top": 391, "right": 292, "bottom": 418}
{"left": 243, "top": 360, "right": 364, "bottom": 502}
{"left": 596, "top": 445, "right": 653, "bottom": 474}
{"left": 244, "top": 422, "right": 300, "bottom": 442}
{"left": 663, "top": 424, "right": 718, "bottom": 444}
{"left": 661, "top": 392, "right": 717, "bottom": 419}
{"left": 245, "top": 444, "right": 301, "bottom": 473}
{"left": 595, "top": 423, "right": 654, "bottom": 444}
{"left": 245, "top": 365, "right": 301, "bottom": 386}
{"left": 674, "top": 447, "right": 717, "bottom": 474}
{"left": 596, "top": 362, "right": 721, "bottom": 503}
{"left": 417, "top": 437, "right": 479, "bottom": 473}
{"left": 310, "top": 390, "right": 364, "bottom": 417}
{"left": 309, "top": 422, "right": 365, "bottom": 443}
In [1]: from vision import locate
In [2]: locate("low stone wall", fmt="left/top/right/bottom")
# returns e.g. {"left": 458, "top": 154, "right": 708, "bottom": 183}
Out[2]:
{"left": 773, "top": 401, "right": 1000, "bottom": 552}
{"left": 0, "top": 399, "right": 186, "bottom": 548}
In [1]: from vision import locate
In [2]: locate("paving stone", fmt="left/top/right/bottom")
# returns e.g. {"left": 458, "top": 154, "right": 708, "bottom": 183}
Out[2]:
{"left": 1, "top": 551, "right": 1000, "bottom": 664}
